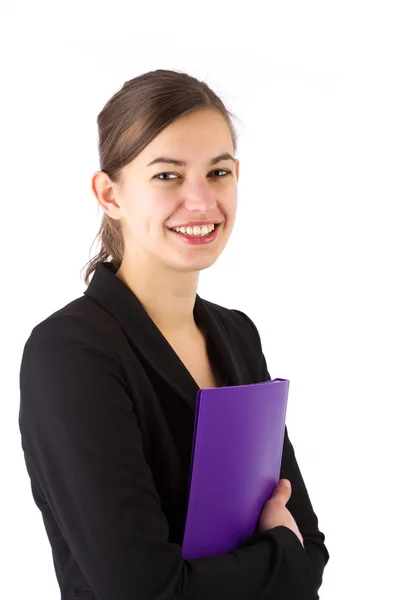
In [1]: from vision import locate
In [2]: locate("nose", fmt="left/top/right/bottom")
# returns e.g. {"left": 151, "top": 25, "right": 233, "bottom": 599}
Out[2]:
{"left": 181, "top": 180, "right": 218, "bottom": 212}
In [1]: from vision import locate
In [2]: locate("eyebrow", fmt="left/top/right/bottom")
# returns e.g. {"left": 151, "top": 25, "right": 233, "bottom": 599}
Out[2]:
{"left": 146, "top": 152, "right": 237, "bottom": 167}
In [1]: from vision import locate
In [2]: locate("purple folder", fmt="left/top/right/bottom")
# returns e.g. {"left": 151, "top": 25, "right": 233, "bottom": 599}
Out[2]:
{"left": 182, "top": 378, "right": 290, "bottom": 560}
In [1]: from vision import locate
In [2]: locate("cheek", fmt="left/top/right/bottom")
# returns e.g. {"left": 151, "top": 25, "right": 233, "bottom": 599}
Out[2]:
{"left": 122, "top": 206, "right": 149, "bottom": 239}
{"left": 151, "top": 197, "right": 180, "bottom": 228}
{"left": 222, "top": 193, "right": 238, "bottom": 215}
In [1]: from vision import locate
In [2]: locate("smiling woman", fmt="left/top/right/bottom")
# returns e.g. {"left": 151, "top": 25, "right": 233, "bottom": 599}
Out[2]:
{"left": 18, "top": 68, "right": 329, "bottom": 600}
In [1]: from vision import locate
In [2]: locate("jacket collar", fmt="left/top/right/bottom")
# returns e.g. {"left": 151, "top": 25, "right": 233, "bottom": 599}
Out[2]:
{"left": 83, "top": 261, "right": 252, "bottom": 412}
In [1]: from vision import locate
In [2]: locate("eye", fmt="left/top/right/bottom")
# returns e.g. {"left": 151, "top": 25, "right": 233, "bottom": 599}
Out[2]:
{"left": 153, "top": 172, "right": 178, "bottom": 181}
{"left": 211, "top": 169, "right": 231, "bottom": 178}
{"left": 153, "top": 169, "right": 231, "bottom": 181}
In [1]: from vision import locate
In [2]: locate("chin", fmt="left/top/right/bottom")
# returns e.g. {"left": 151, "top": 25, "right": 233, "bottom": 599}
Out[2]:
{"left": 169, "top": 254, "right": 221, "bottom": 272}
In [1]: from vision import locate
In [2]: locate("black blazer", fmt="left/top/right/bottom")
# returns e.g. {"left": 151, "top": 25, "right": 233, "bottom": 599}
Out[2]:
{"left": 18, "top": 261, "right": 329, "bottom": 600}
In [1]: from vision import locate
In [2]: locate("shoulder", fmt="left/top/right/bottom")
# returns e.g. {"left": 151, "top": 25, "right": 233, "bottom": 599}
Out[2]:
{"left": 20, "top": 295, "right": 120, "bottom": 368}
{"left": 200, "top": 297, "right": 263, "bottom": 354}
{"left": 19, "top": 296, "right": 128, "bottom": 423}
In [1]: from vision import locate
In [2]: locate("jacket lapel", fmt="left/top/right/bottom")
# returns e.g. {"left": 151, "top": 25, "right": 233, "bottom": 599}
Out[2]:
{"left": 84, "top": 261, "right": 252, "bottom": 412}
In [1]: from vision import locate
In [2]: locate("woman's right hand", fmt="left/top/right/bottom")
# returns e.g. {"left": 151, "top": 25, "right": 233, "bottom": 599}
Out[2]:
{"left": 258, "top": 479, "right": 304, "bottom": 547}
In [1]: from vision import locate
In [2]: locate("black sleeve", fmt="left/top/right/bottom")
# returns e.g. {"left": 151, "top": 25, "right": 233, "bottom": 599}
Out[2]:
{"left": 263, "top": 352, "right": 330, "bottom": 592}
{"left": 233, "top": 308, "right": 330, "bottom": 594}
{"left": 19, "top": 316, "right": 320, "bottom": 600}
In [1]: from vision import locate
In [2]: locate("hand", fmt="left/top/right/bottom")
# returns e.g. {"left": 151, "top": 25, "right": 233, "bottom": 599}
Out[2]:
{"left": 258, "top": 479, "right": 304, "bottom": 547}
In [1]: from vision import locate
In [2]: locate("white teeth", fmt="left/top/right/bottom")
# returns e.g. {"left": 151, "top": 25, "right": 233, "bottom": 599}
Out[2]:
{"left": 172, "top": 224, "right": 215, "bottom": 236}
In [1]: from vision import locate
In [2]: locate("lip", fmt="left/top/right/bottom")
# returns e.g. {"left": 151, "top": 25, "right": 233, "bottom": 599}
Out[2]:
{"left": 168, "top": 222, "right": 221, "bottom": 245}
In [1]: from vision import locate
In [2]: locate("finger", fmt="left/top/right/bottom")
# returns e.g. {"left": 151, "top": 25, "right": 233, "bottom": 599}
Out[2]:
{"left": 271, "top": 479, "right": 291, "bottom": 501}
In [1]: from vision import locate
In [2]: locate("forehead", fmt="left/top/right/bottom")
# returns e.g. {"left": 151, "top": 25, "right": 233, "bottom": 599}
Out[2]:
{"left": 137, "top": 109, "right": 233, "bottom": 165}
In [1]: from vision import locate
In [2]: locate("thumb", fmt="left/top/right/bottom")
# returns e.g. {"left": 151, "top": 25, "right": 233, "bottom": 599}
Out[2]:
{"left": 272, "top": 479, "right": 291, "bottom": 501}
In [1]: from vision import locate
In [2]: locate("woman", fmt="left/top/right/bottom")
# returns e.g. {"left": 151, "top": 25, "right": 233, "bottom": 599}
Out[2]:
{"left": 18, "top": 69, "right": 329, "bottom": 599}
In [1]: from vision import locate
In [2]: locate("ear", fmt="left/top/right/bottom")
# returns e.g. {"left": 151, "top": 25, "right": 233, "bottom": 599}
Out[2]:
{"left": 91, "top": 171, "right": 122, "bottom": 218}
{"left": 235, "top": 159, "right": 240, "bottom": 182}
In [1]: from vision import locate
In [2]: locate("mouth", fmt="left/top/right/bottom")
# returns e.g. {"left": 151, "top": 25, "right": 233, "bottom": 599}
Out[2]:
{"left": 167, "top": 222, "right": 222, "bottom": 244}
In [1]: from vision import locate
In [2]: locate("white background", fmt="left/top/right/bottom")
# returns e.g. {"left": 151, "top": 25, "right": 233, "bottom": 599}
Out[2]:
{"left": 2, "top": 1, "right": 399, "bottom": 598}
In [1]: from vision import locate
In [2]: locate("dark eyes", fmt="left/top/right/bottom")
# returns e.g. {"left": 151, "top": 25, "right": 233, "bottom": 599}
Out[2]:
{"left": 153, "top": 169, "right": 231, "bottom": 181}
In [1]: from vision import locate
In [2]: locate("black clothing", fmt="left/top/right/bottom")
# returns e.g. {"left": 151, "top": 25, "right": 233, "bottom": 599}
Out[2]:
{"left": 18, "top": 261, "right": 329, "bottom": 599}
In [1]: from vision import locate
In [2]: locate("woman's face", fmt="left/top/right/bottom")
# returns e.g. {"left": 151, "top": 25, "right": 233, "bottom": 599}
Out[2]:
{"left": 97, "top": 108, "right": 239, "bottom": 274}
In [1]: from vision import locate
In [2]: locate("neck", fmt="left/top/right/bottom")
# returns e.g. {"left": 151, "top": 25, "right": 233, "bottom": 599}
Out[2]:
{"left": 115, "top": 256, "right": 201, "bottom": 338}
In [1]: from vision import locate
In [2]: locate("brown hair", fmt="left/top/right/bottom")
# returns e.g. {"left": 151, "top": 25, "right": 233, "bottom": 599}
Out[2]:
{"left": 80, "top": 69, "right": 240, "bottom": 286}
